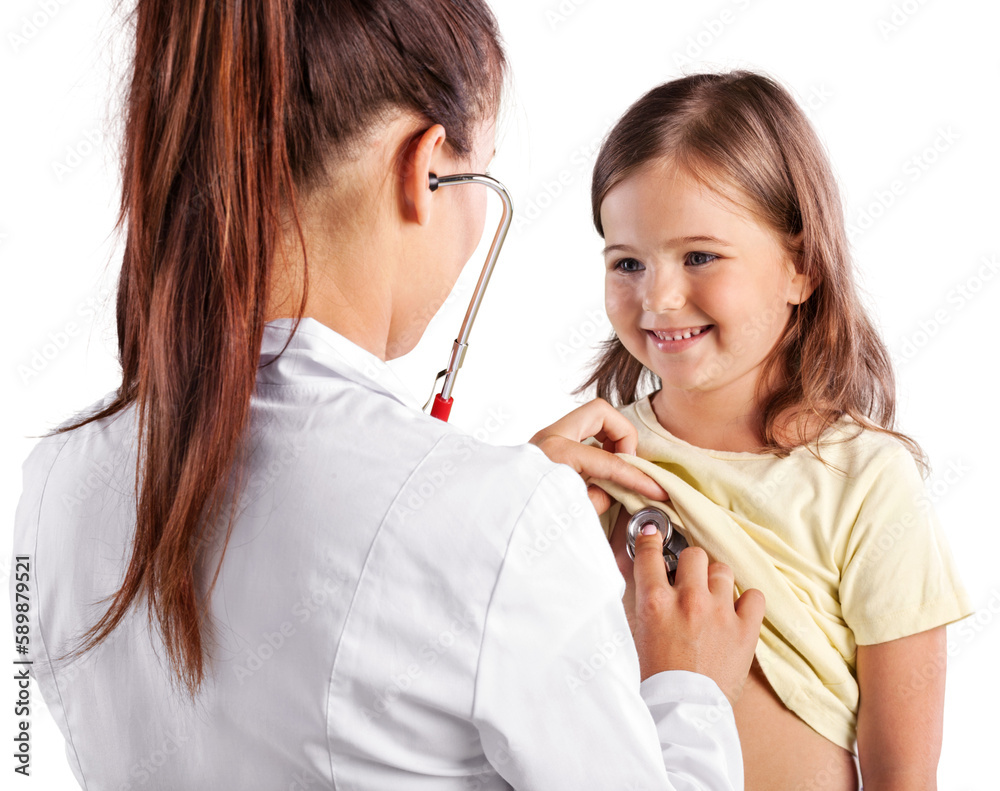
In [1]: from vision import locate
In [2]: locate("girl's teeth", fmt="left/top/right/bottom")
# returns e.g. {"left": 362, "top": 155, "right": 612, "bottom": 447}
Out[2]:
{"left": 654, "top": 326, "right": 706, "bottom": 341}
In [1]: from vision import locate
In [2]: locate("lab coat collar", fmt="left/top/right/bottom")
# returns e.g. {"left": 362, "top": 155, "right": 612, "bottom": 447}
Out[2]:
{"left": 259, "top": 317, "right": 424, "bottom": 412}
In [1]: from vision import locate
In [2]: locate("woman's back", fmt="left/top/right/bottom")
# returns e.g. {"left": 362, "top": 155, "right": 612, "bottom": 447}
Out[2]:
{"left": 17, "top": 317, "right": 628, "bottom": 789}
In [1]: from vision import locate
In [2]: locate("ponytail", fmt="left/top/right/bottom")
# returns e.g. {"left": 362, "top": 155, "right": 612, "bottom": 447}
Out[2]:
{"left": 55, "top": 0, "right": 302, "bottom": 694}
{"left": 52, "top": 0, "right": 505, "bottom": 695}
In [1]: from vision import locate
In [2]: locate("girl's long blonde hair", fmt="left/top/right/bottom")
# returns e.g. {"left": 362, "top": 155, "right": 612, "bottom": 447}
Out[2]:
{"left": 579, "top": 71, "right": 924, "bottom": 468}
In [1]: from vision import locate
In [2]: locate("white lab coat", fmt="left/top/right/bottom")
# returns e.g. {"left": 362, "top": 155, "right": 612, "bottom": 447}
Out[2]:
{"left": 10, "top": 316, "right": 743, "bottom": 790}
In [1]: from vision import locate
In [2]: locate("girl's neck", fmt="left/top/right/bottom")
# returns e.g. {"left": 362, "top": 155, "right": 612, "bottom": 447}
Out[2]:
{"left": 650, "top": 386, "right": 764, "bottom": 453}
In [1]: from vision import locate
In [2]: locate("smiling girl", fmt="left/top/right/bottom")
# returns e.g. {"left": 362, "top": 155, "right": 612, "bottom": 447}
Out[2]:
{"left": 574, "top": 72, "right": 973, "bottom": 789}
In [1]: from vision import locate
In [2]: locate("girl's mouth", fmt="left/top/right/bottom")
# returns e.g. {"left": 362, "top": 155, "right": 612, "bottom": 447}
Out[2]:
{"left": 646, "top": 324, "right": 713, "bottom": 351}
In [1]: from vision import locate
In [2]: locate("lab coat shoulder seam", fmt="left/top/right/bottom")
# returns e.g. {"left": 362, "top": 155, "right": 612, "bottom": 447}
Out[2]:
{"left": 468, "top": 464, "right": 571, "bottom": 723}
{"left": 324, "top": 431, "right": 455, "bottom": 785}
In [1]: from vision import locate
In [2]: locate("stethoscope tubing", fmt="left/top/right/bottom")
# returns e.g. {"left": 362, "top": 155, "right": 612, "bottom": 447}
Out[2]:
{"left": 424, "top": 173, "right": 513, "bottom": 420}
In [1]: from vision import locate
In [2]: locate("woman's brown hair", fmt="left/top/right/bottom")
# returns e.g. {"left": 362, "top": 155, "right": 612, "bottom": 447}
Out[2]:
{"left": 49, "top": 0, "right": 506, "bottom": 695}
{"left": 579, "top": 70, "right": 925, "bottom": 467}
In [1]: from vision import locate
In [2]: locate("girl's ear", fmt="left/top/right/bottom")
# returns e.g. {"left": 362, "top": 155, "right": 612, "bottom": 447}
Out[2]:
{"left": 785, "top": 232, "right": 816, "bottom": 305}
{"left": 788, "top": 268, "right": 817, "bottom": 306}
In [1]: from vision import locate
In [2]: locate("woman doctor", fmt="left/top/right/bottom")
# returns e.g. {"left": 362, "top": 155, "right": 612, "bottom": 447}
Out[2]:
{"left": 11, "top": 1, "right": 763, "bottom": 788}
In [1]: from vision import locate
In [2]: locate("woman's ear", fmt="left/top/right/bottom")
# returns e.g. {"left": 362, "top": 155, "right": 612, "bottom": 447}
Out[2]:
{"left": 401, "top": 124, "right": 447, "bottom": 226}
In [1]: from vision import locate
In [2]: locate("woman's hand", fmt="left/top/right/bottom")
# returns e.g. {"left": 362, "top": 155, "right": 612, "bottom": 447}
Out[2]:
{"left": 613, "top": 507, "right": 764, "bottom": 706}
{"left": 633, "top": 529, "right": 765, "bottom": 706}
{"left": 530, "top": 398, "right": 669, "bottom": 515}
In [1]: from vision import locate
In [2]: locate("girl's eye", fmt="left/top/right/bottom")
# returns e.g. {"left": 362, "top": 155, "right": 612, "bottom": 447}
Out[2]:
{"left": 686, "top": 251, "right": 717, "bottom": 267}
{"left": 614, "top": 257, "right": 644, "bottom": 273}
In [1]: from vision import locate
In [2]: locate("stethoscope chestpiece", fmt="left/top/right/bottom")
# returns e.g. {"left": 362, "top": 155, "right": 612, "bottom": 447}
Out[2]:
{"left": 626, "top": 506, "right": 689, "bottom": 584}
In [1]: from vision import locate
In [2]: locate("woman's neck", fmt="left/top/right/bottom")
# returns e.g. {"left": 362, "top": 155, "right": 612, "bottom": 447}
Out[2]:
{"left": 266, "top": 184, "right": 397, "bottom": 361}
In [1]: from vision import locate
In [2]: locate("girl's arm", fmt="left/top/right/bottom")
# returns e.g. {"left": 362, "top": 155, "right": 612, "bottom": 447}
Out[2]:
{"left": 856, "top": 625, "right": 947, "bottom": 791}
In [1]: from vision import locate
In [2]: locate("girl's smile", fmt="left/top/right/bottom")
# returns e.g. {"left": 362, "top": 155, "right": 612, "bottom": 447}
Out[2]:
{"left": 645, "top": 324, "right": 714, "bottom": 352}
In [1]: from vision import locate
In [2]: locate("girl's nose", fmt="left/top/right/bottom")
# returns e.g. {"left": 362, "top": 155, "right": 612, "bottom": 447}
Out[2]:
{"left": 641, "top": 268, "right": 686, "bottom": 313}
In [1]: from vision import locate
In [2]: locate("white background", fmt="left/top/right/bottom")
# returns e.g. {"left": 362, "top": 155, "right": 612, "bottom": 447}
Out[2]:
{"left": 3, "top": 0, "right": 998, "bottom": 787}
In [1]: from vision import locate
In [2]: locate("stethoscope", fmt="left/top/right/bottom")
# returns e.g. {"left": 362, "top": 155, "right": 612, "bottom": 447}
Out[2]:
{"left": 420, "top": 172, "right": 513, "bottom": 422}
{"left": 625, "top": 507, "right": 689, "bottom": 584}
{"left": 420, "top": 173, "right": 688, "bottom": 580}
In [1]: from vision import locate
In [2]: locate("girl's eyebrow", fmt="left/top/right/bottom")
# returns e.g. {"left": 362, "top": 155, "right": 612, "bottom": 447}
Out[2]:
{"left": 603, "top": 235, "right": 733, "bottom": 255}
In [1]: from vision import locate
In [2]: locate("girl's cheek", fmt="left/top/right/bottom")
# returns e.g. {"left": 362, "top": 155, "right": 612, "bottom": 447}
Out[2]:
{"left": 604, "top": 284, "right": 634, "bottom": 327}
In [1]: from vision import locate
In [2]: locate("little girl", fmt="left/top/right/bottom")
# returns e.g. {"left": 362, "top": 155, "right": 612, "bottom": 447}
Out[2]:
{"left": 575, "top": 72, "right": 972, "bottom": 788}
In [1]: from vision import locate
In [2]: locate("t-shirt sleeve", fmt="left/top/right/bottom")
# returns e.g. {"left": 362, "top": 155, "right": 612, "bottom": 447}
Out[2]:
{"left": 472, "top": 463, "right": 744, "bottom": 790}
{"left": 839, "top": 445, "right": 973, "bottom": 645}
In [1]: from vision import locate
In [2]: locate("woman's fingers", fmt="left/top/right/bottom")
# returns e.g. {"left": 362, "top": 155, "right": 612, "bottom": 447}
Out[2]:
{"left": 631, "top": 525, "right": 672, "bottom": 604}
{"left": 632, "top": 542, "right": 765, "bottom": 704}
{"left": 706, "top": 559, "right": 736, "bottom": 596}
{"left": 534, "top": 435, "right": 669, "bottom": 504}
{"left": 671, "top": 545, "right": 710, "bottom": 591}
{"left": 586, "top": 484, "right": 614, "bottom": 515}
{"left": 531, "top": 397, "right": 638, "bottom": 456}
{"left": 530, "top": 397, "right": 669, "bottom": 516}
{"left": 734, "top": 587, "right": 766, "bottom": 623}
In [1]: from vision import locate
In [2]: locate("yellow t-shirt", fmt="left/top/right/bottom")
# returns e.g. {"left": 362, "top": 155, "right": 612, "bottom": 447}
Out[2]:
{"left": 588, "top": 395, "right": 973, "bottom": 753}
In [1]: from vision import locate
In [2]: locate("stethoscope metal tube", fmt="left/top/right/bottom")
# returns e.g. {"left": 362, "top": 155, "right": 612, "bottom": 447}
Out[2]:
{"left": 626, "top": 506, "right": 689, "bottom": 583}
{"left": 423, "top": 173, "right": 513, "bottom": 422}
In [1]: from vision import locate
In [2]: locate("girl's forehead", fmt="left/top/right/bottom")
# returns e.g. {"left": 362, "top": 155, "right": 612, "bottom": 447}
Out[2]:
{"left": 608, "top": 158, "right": 763, "bottom": 229}
{"left": 601, "top": 157, "right": 794, "bottom": 255}
{"left": 646, "top": 157, "right": 753, "bottom": 211}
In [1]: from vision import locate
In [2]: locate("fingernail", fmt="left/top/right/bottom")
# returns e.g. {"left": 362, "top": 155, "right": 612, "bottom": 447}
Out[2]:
{"left": 641, "top": 523, "right": 658, "bottom": 536}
